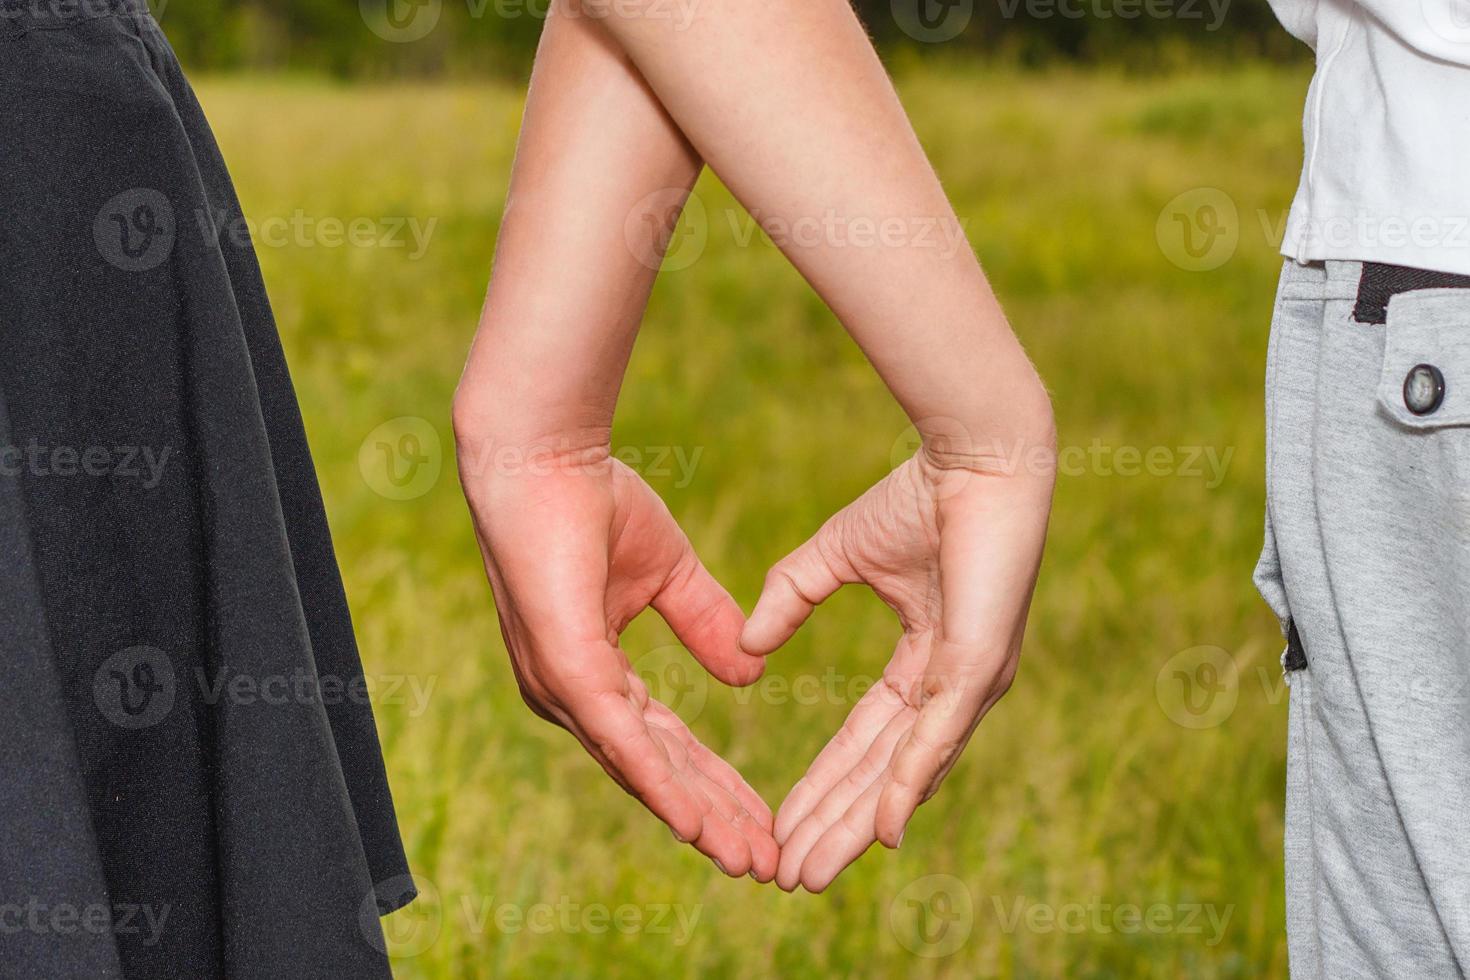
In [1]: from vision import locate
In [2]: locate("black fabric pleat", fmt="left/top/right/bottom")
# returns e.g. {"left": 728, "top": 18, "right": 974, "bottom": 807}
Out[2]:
{"left": 0, "top": 390, "right": 127, "bottom": 980}
{"left": 0, "top": 4, "right": 411, "bottom": 977}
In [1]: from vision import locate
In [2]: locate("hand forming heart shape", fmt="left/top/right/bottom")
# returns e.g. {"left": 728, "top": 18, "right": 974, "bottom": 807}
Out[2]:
{"left": 459, "top": 435, "right": 1053, "bottom": 892}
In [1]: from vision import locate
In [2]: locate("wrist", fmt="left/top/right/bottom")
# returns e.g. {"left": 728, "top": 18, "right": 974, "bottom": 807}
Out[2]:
{"left": 453, "top": 310, "right": 630, "bottom": 457}
{"left": 916, "top": 379, "right": 1056, "bottom": 478}
{"left": 451, "top": 386, "right": 613, "bottom": 486}
{"left": 451, "top": 343, "right": 616, "bottom": 442}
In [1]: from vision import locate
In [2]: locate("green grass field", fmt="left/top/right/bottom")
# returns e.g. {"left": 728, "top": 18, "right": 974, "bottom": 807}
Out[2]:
{"left": 198, "top": 62, "right": 1311, "bottom": 977}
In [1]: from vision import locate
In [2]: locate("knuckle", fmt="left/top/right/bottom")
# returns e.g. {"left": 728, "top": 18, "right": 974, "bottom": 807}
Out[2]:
{"left": 763, "top": 564, "right": 795, "bottom": 595}
{"left": 993, "top": 670, "right": 1017, "bottom": 699}
{"left": 514, "top": 680, "right": 558, "bottom": 723}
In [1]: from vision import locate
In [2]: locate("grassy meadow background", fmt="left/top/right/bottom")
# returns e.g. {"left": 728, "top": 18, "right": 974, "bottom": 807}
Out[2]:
{"left": 200, "top": 60, "right": 1309, "bottom": 977}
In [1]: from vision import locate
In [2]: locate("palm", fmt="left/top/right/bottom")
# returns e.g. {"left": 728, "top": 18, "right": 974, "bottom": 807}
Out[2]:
{"left": 741, "top": 454, "right": 1051, "bottom": 891}
{"left": 462, "top": 453, "right": 779, "bottom": 879}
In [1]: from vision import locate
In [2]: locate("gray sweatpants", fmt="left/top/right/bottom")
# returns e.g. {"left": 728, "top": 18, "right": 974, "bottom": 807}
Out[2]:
{"left": 1255, "top": 259, "right": 1470, "bottom": 978}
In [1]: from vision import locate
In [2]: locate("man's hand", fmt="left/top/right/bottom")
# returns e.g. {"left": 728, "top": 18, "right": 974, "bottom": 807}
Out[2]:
{"left": 741, "top": 440, "right": 1054, "bottom": 892}
{"left": 457, "top": 434, "right": 779, "bottom": 880}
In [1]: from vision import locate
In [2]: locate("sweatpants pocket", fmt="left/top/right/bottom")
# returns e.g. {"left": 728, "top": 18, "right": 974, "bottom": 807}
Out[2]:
{"left": 1377, "top": 288, "right": 1470, "bottom": 491}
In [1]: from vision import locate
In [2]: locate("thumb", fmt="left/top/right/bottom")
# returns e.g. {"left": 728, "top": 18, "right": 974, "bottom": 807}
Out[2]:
{"left": 740, "top": 519, "right": 854, "bottom": 657}
{"left": 652, "top": 549, "right": 766, "bottom": 687}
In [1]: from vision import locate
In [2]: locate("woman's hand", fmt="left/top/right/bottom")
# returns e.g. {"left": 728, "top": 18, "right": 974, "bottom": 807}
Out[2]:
{"left": 741, "top": 433, "right": 1055, "bottom": 892}
{"left": 456, "top": 431, "right": 779, "bottom": 880}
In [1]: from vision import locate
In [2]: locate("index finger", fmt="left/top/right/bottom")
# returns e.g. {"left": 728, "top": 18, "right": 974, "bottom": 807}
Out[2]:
{"left": 555, "top": 665, "right": 768, "bottom": 875}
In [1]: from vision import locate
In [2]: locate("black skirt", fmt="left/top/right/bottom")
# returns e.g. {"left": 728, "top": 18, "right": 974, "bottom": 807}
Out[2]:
{"left": 0, "top": 3, "right": 412, "bottom": 977}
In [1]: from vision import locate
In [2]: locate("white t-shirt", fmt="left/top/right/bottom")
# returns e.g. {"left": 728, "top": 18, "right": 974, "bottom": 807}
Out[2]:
{"left": 1269, "top": 0, "right": 1470, "bottom": 274}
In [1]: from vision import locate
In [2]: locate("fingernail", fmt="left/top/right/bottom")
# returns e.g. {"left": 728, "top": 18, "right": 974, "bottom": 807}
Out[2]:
{"left": 897, "top": 829, "right": 906, "bottom": 848}
{"left": 748, "top": 869, "right": 758, "bottom": 881}
{"left": 713, "top": 859, "right": 729, "bottom": 875}
{"left": 672, "top": 828, "right": 689, "bottom": 843}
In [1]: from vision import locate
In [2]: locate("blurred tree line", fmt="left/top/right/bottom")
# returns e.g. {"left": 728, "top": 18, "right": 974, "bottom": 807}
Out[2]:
{"left": 152, "top": 0, "right": 1305, "bottom": 77}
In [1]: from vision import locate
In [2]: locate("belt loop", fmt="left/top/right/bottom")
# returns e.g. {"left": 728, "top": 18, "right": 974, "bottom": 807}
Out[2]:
{"left": 1284, "top": 621, "right": 1308, "bottom": 672}
{"left": 1355, "top": 262, "right": 1470, "bottom": 324}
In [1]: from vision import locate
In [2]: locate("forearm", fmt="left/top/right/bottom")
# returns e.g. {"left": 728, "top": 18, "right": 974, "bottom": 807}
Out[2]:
{"left": 453, "top": 6, "right": 702, "bottom": 455}
{"left": 586, "top": 0, "right": 1054, "bottom": 458}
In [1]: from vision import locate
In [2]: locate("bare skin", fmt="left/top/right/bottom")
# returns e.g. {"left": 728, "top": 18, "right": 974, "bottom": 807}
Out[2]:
{"left": 453, "top": 10, "right": 779, "bottom": 881}
{"left": 454, "top": 0, "right": 1056, "bottom": 890}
